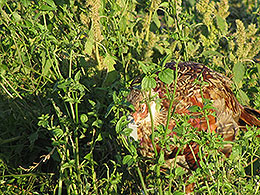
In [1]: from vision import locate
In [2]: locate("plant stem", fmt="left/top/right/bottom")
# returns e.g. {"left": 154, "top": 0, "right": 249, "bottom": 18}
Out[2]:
{"left": 69, "top": 49, "right": 73, "bottom": 78}
{"left": 156, "top": 165, "right": 163, "bottom": 195}
{"left": 136, "top": 164, "right": 148, "bottom": 195}
{"left": 164, "top": 60, "right": 179, "bottom": 140}
{"left": 145, "top": 1, "right": 153, "bottom": 42}
{"left": 146, "top": 90, "right": 158, "bottom": 157}
{"left": 95, "top": 42, "right": 102, "bottom": 70}
{"left": 1, "top": 75, "right": 23, "bottom": 99}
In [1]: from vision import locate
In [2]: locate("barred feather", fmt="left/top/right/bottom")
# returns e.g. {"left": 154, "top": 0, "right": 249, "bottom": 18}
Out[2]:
{"left": 127, "top": 62, "right": 260, "bottom": 170}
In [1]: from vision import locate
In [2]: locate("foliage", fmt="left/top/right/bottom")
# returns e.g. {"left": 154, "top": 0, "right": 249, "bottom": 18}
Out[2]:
{"left": 0, "top": 0, "right": 260, "bottom": 194}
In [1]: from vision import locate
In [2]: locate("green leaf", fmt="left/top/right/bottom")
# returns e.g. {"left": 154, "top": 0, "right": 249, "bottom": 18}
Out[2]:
{"left": 188, "top": 105, "right": 201, "bottom": 113}
{"left": 12, "top": 12, "right": 21, "bottom": 22}
{"left": 122, "top": 155, "right": 131, "bottom": 164}
{"left": 152, "top": 11, "right": 160, "bottom": 28}
{"left": 233, "top": 62, "right": 245, "bottom": 87}
{"left": 158, "top": 150, "right": 165, "bottom": 164}
{"left": 175, "top": 167, "right": 186, "bottom": 176}
{"left": 44, "top": 0, "right": 57, "bottom": 9}
{"left": 244, "top": 130, "right": 254, "bottom": 138}
{"left": 159, "top": 2, "right": 169, "bottom": 8}
{"left": 256, "top": 63, "right": 260, "bottom": 76}
{"left": 116, "top": 116, "right": 127, "bottom": 133}
{"left": 80, "top": 114, "right": 88, "bottom": 123}
{"left": 88, "top": 99, "right": 96, "bottom": 107}
{"left": 85, "top": 29, "right": 94, "bottom": 55}
{"left": 122, "top": 128, "right": 133, "bottom": 136}
{"left": 173, "top": 192, "right": 185, "bottom": 195}
{"left": 102, "top": 55, "right": 118, "bottom": 86}
{"left": 84, "top": 152, "right": 92, "bottom": 160}
{"left": 141, "top": 76, "right": 156, "bottom": 90}
{"left": 42, "top": 59, "right": 52, "bottom": 76}
{"left": 40, "top": 4, "right": 56, "bottom": 11}
{"left": 52, "top": 128, "right": 63, "bottom": 137}
{"left": 119, "top": 16, "right": 127, "bottom": 32}
{"left": 216, "top": 14, "right": 227, "bottom": 34}
{"left": 201, "top": 50, "right": 223, "bottom": 57}
{"left": 92, "top": 119, "right": 103, "bottom": 128}
{"left": 166, "top": 15, "right": 174, "bottom": 26}
{"left": 104, "top": 54, "right": 116, "bottom": 72}
{"left": 74, "top": 71, "right": 81, "bottom": 81}
{"left": 123, "top": 155, "right": 134, "bottom": 166}
{"left": 139, "top": 61, "right": 150, "bottom": 74}
{"left": 95, "top": 133, "right": 103, "bottom": 142}
{"left": 158, "top": 68, "right": 174, "bottom": 84}
{"left": 239, "top": 89, "right": 249, "bottom": 105}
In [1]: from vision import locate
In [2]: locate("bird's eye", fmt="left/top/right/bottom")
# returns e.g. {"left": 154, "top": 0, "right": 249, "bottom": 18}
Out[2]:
{"left": 140, "top": 104, "right": 146, "bottom": 113}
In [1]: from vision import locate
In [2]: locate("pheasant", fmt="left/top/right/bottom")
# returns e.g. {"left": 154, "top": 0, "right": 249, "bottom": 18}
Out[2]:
{"left": 127, "top": 61, "right": 260, "bottom": 173}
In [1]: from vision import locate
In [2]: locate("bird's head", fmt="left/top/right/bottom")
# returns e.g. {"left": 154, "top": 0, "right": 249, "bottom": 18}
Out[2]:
{"left": 127, "top": 86, "right": 161, "bottom": 141}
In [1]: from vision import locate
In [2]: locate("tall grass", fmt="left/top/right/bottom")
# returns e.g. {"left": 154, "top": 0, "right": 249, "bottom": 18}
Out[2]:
{"left": 0, "top": 0, "right": 260, "bottom": 194}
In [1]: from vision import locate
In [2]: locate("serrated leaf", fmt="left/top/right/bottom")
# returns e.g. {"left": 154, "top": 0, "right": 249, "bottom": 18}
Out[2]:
{"left": 102, "top": 55, "right": 118, "bottom": 86}
{"left": 142, "top": 76, "right": 156, "bottom": 90}
{"left": 233, "top": 62, "right": 245, "bottom": 87}
{"left": 158, "top": 68, "right": 174, "bottom": 84}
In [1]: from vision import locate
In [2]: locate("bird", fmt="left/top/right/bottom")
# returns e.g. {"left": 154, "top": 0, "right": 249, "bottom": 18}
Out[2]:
{"left": 127, "top": 61, "right": 260, "bottom": 192}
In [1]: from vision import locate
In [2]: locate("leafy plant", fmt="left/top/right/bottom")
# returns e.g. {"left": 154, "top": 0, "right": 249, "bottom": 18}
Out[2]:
{"left": 0, "top": 0, "right": 259, "bottom": 194}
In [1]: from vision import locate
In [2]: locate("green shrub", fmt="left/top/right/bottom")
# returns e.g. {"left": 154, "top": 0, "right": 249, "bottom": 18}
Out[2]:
{"left": 0, "top": 0, "right": 259, "bottom": 194}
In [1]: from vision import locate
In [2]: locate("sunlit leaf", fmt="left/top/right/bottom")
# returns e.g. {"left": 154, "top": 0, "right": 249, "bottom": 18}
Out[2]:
{"left": 158, "top": 68, "right": 174, "bottom": 84}
{"left": 239, "top": 89, "right": 249, "bottom": 105}
{"left": 233, "top": 62, "right": 245, "bottom": 87}
{"left": 216, "top": 14, "right": 227, "bottom": 34}
{"left": 142, "top": 76, "right": 156, "bottom": 90}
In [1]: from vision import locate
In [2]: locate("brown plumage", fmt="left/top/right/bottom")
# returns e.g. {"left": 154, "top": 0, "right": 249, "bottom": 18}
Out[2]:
{"left": 127, "top": 62, "right": 260, "bottom": 172}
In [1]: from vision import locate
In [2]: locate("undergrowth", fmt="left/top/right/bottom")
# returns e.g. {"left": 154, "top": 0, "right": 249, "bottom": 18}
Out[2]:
{"left": 0, "top": 0, "right": 260, "bottom": 194}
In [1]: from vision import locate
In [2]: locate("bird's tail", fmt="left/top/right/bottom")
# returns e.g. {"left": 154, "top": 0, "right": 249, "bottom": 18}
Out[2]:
{"left": 239, "top": 105, "right": 260, "bottom": 128}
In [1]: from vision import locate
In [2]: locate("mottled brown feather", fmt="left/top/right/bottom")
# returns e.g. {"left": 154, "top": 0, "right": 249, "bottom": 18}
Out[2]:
{"left": 127, "top": 62, "right": 260, "bottom": 171}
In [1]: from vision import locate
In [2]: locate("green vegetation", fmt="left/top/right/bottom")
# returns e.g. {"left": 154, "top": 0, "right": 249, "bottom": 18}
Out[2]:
{"left": 0, "top": 0, "right": 260, "bottom": 194}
